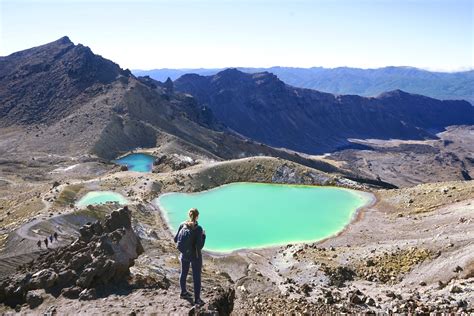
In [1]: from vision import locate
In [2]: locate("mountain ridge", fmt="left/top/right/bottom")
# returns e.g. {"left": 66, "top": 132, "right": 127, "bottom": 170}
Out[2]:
{"left": 174, "top": 69, "right": 474, "bottom": 154}
{"left": 0, "top": 37, "right": 350, "bottom": 180}
{"left": 0, "top": 36, "right": 131, "bottom": 126}
{"left": 135, "top": 66, "right": 474, "bottom": 104}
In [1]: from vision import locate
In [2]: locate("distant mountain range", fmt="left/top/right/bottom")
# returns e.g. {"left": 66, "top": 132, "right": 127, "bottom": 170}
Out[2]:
{"left": 134, "top": 67, "right": 474, "bottom": 105}
{"left": 175, "top": 69, "right": 474, "bottom": 154}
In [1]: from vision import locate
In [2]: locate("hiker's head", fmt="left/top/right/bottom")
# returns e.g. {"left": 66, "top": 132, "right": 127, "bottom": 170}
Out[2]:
{"left": 188, "top": 208, "right": 199, "bottom": 223}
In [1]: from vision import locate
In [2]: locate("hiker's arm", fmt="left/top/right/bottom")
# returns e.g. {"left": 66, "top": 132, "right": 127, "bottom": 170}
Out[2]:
{"left": 173, "top": 224, "right": 182, "bottom": 243}
{"left": 197, "top": 227, "right": 206, "bottom": 249}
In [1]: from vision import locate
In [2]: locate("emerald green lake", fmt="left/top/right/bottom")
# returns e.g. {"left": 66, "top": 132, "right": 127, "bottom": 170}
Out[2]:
{"left": 76, "top": 191, "right": 129, "bottom": 207}
{"left": 156, "top": 182, "right": 373, "bottom": 252}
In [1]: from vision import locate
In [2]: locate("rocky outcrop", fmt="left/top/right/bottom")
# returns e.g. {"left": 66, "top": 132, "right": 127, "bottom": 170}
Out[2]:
{"left": 152, "top": 154, "right": 197, "bottom": 173}
{"left": 164, "top": 77, "right": 174, "bottom": 94}
{"left": 272, "top": 164, "right": 331, "bottom": 185}
{"left": 321, "top": 265, "right": 356, "bottom": 287}
{"left": 0, "top": 207, "right": 143, "bottom": 308}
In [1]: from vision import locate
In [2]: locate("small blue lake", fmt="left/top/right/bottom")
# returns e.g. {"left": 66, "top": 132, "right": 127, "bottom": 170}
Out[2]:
{"left": 114, "top": 153, "right": 155, "bottom": 172}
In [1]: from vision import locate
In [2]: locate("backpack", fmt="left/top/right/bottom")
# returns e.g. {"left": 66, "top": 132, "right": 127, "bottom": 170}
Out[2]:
{"left": 176, "top": 224, "right": 196, "bottom": 258}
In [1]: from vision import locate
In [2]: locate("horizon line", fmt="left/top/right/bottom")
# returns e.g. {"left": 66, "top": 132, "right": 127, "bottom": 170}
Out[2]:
{"left": 132, "top": 65, "right": 474, "bottom": 74}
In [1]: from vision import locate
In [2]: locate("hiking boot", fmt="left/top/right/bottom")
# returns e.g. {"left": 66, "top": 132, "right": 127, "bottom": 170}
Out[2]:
{"left": 194, "top": 298, "right": 205, "bottom": 306}
{"left": 180, "top": 292, "right": 192, "bottom": 299}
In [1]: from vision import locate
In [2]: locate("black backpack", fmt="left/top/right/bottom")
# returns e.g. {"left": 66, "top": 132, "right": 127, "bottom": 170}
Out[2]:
{"left": 176, "top": 224, "right": 196, "bottom": 258}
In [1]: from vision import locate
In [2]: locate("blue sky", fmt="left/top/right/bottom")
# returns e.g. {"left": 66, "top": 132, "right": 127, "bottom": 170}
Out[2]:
{"left": 0, "top": 0, "right": 472, "bottom": 71}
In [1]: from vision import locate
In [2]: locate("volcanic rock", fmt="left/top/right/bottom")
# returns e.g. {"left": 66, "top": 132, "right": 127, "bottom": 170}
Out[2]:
{"left": 0, "top": 206, "right": 143, "bottom": 308}
{"left": 25, "top": 290, "right": 43, "bottom": 309}
{"left": 29, "top": 269, "right": 58, "bottom": 289}
{"left": 60, "top": 286, "right": 82, "bottom": 299}
{"left": 322, "top": 265, "right": 356, "bottom": 287}
{"left": 153, "top": 154, "right": 196, "bottom": 172}
{"left": 193, "top": 287, "right": 235, "bottom": 315}
{"left": 120, "top": 165, "right": 129, "bottom": 171}
{"left": 78, "top": 288, "right": 97, "bottom": 301}
{"left": 450, "top": 285, "right": 463, "bottom": 293}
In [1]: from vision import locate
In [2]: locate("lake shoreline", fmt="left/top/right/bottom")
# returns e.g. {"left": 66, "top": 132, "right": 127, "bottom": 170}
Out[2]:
{"left": 153, "top": 182, "right": 376, "bottom": 255}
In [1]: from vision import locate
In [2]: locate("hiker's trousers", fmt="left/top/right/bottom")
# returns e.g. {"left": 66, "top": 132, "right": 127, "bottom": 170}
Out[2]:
{"left": 180, "top": 256, "right": 202, "bottom": 303}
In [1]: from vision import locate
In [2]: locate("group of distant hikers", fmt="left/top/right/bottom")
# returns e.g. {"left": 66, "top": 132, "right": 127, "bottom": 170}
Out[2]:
{"left": 36, "top": 231, "right": 58, "bottom": 248}
{"left": 174, "top": 208, "right": 206, "bottom": 307}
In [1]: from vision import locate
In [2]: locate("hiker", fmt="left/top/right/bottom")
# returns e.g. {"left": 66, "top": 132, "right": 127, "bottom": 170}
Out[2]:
{"left": 49, "top": 234, "right": 53, "bottom": 243}
{"left": 44, "top": 238, "right": 48, "bottom": 248}
{"left": 37, "top": 240, "right": 41, "bottom": 248}
{"left": 53, "top": 232, "right": 58, "bottom": 241}
{"left": 174, "top": 208, "right": 206, "bottom": 306}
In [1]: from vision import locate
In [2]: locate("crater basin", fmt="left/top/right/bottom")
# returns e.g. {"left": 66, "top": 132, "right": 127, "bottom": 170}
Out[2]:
{"left": 155, "top": 182, "right": 373, "bottom": 252}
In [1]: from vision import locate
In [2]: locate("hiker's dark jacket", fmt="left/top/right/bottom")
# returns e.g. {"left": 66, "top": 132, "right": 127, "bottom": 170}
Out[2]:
{"left": 174, "top": 222, "right": 206, "bottom": 260}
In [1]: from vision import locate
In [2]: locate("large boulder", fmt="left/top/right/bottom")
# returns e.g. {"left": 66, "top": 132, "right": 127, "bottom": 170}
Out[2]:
{"left": 56, "top": 269, "right": 77, "bottom": 288}
{"left": 29, "top": 269, "right": 58, "bottom": 289}
{"left": 0, "top": 206, "right": 143, "bottom": 308}
{"left": 60, "top": 286, "right": 82, "bottom": 299}
{"left": 105, "top": 207, "right": 132, "bottom": 231}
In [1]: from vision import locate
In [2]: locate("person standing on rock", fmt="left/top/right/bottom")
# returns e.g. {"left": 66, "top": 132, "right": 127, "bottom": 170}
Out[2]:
{"left": 53, "top": 232, "right": 58, "bottom": 241}
{"left": 174, "top": 208, "right": 206, "bottom": 306}
{"left": 37, "top": 240, "right": 41, "bottom": 248}
{"left": 44, "top": 238, "right": 48, "bottom": 248}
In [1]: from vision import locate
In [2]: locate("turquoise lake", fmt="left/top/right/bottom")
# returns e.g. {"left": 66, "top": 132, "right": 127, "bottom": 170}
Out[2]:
{"left": 76, "top": 191, "right": 129, "bottom": 207}
{"left": 156, "top": 182, "right": 373, "bottom": 252}
{"left": 114, "top": 153, "right": 155, "bottom": 172}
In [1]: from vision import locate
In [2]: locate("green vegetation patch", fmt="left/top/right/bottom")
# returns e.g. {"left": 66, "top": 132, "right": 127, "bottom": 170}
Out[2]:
{"left": 355, "top": 247, "right": 433, "bottom": 284}
{"left": 54, "top": 184, "right": 84, "bottom": 207}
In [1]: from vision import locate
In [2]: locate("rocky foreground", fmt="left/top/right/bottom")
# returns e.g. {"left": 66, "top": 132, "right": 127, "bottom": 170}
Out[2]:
{"left": 0, "top": 206, "right": 236, "bottom": 315}
{"left": 0, "top": 207, "right": 143, "bottom": 308}
{"left": 0, "top": 143, "right": 472, "bottom": 315}
{"left": 0, "top": 173, "right": 472, "bottom": 315}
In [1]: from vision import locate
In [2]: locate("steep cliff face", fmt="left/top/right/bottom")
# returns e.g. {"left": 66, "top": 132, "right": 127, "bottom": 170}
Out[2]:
{"left": 175, "top": 69, "right": 474, "bottom": 154}
{"left": 375, "top": 89, "right": 473, "bottom": 129}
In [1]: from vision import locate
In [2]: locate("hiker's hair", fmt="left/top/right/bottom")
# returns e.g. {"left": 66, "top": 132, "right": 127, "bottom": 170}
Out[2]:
{"left": 187, "top": 208, "right": 199, "bottom": 225}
